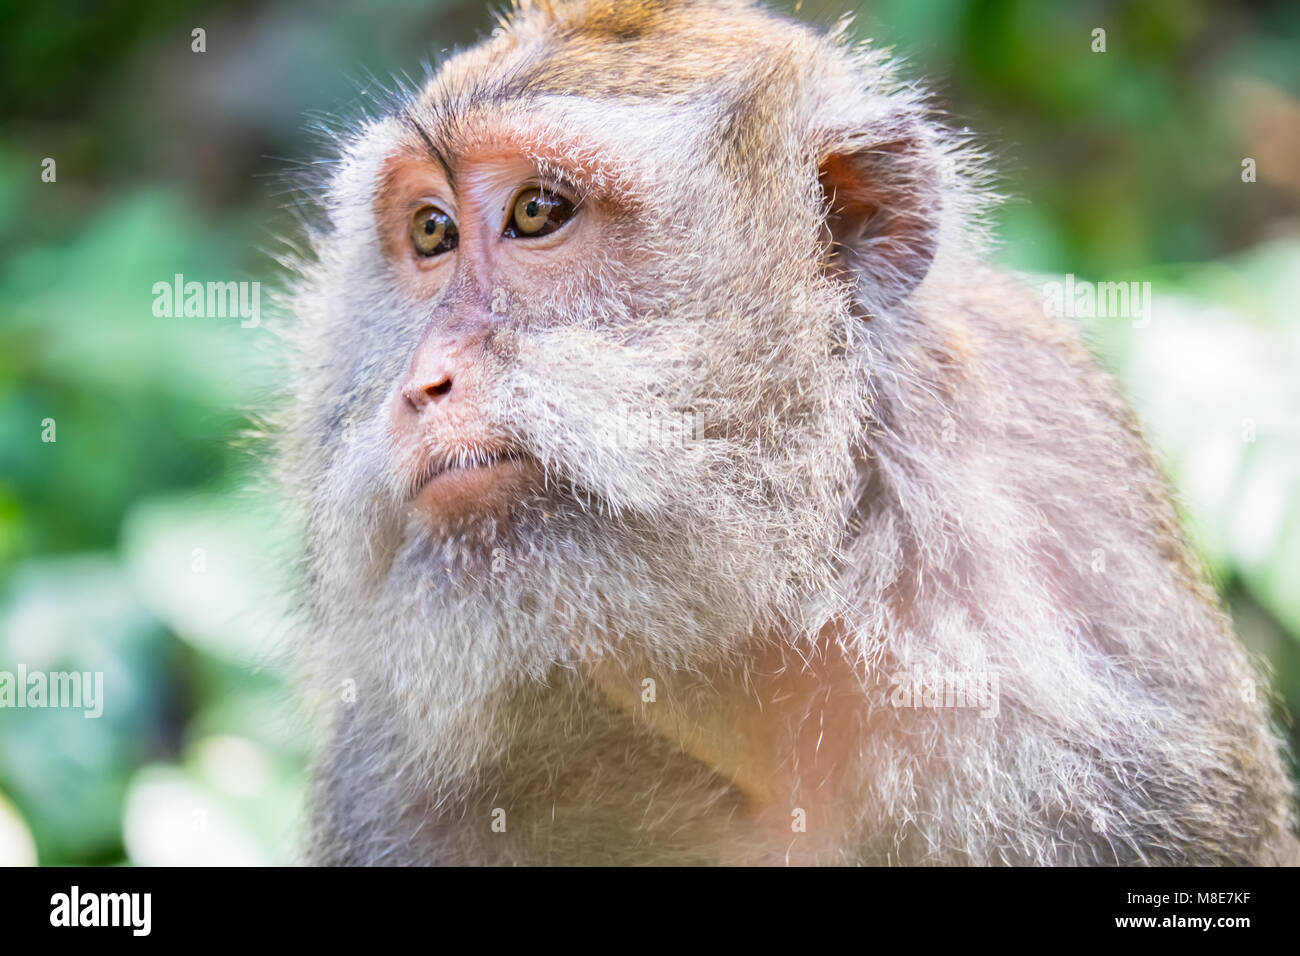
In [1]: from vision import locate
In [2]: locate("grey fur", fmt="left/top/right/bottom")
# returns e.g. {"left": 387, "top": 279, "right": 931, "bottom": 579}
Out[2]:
{"left": 274, "top": 0, "right": 1298, "bottom": 865}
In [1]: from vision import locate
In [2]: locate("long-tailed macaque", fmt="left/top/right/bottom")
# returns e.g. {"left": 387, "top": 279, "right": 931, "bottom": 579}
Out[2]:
{"left": 277, "top": 0, "right": 1298, "bottom": 864}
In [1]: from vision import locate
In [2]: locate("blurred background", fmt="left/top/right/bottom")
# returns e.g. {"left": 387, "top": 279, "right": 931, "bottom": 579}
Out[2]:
{"left": 1, "top": 0, "right": 1298, "bottom": 865}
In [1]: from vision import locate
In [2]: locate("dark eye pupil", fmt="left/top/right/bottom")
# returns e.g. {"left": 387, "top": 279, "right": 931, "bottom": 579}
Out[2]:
{"left": 411, "top": 206, "right": 457, "bottom": 257}
{"left": 504, "top": 190, "right": 574, "bottom": 239}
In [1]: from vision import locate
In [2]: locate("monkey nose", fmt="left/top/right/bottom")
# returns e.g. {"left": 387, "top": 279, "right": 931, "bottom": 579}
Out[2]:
{"left": 394, "top": 328, "right": 485, "bottom": 422}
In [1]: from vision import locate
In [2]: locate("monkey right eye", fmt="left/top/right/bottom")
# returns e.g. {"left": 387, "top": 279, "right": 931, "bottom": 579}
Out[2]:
{"left": 409, "top": 204, "right": 459, "bottom": 257}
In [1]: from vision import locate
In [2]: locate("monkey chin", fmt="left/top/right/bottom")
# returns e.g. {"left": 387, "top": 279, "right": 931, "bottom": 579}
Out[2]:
{"left": 407, "top": 457, "right": 543, "bottom": 529}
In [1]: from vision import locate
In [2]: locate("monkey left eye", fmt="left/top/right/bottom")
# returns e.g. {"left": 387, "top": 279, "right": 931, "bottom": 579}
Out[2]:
{"left": 504, "top": 187, "right": 575, "bottom": 239}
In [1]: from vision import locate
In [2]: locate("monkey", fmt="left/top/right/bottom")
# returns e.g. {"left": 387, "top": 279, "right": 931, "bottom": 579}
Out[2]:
{"left": 274, "top": 0, "right": 1298, "bottom": 865}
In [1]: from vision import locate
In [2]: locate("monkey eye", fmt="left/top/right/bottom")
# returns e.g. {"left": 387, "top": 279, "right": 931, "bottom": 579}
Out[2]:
{"left": 504, "top": 187, "right": 575, "bottom": 239}
{"left": 410, "top": 204, "right": 459, "bottom": 257}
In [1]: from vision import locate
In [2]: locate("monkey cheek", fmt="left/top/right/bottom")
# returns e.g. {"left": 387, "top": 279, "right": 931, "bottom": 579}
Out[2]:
{"left": 408, "top": 458, "right": 543, "bottom": 527}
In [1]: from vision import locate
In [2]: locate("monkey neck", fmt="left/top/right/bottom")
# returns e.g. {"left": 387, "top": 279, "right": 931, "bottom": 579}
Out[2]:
{"left": 584, "top": 620, "right": 874, "bottom": 862}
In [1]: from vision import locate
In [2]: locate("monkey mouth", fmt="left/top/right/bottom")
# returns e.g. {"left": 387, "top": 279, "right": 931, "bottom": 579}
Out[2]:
{"left": 406, "top": 445, "right": 541, "bottom": 519}
{"left": 414, "top": 448, "right": 525, "bottom": 488}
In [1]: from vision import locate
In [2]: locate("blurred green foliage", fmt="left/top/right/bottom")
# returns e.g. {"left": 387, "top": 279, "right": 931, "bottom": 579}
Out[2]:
{"left": 0, "top": 0, "right": 1297, "bottom": 864}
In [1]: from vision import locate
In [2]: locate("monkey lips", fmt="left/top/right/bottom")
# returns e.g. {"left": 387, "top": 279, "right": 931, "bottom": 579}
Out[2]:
{"left": 403, "top": 444, "right": 544, "bottom": 525}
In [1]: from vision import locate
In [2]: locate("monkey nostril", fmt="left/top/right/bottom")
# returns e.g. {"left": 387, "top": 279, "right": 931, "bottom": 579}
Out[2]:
{"left": 401, "top": 375, "right": 453, "bottom": 412}
{"left": 423, "top": 376, "right": 453, "bottom": 401}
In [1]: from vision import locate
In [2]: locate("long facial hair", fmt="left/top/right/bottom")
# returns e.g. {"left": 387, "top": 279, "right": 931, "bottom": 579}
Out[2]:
{"left": 289, "top": 206, "right": 872, "bottom": 797}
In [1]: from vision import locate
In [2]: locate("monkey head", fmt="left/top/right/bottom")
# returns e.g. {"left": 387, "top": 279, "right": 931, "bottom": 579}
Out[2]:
{"left": 281, "top": 0, "right": 979, "bottom": 749}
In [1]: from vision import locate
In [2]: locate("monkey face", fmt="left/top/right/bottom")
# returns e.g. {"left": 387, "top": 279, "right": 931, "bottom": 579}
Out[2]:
{"left": 376, "top": 150, "right": 599, "bottom": 528}
{"left": 282, "top": 0, "right": 954, "bottom": 671}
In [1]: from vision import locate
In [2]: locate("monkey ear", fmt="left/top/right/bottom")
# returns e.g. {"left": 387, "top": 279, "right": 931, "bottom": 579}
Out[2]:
{"left": 818, "top": 136, "right": 940, "bottom": 309}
